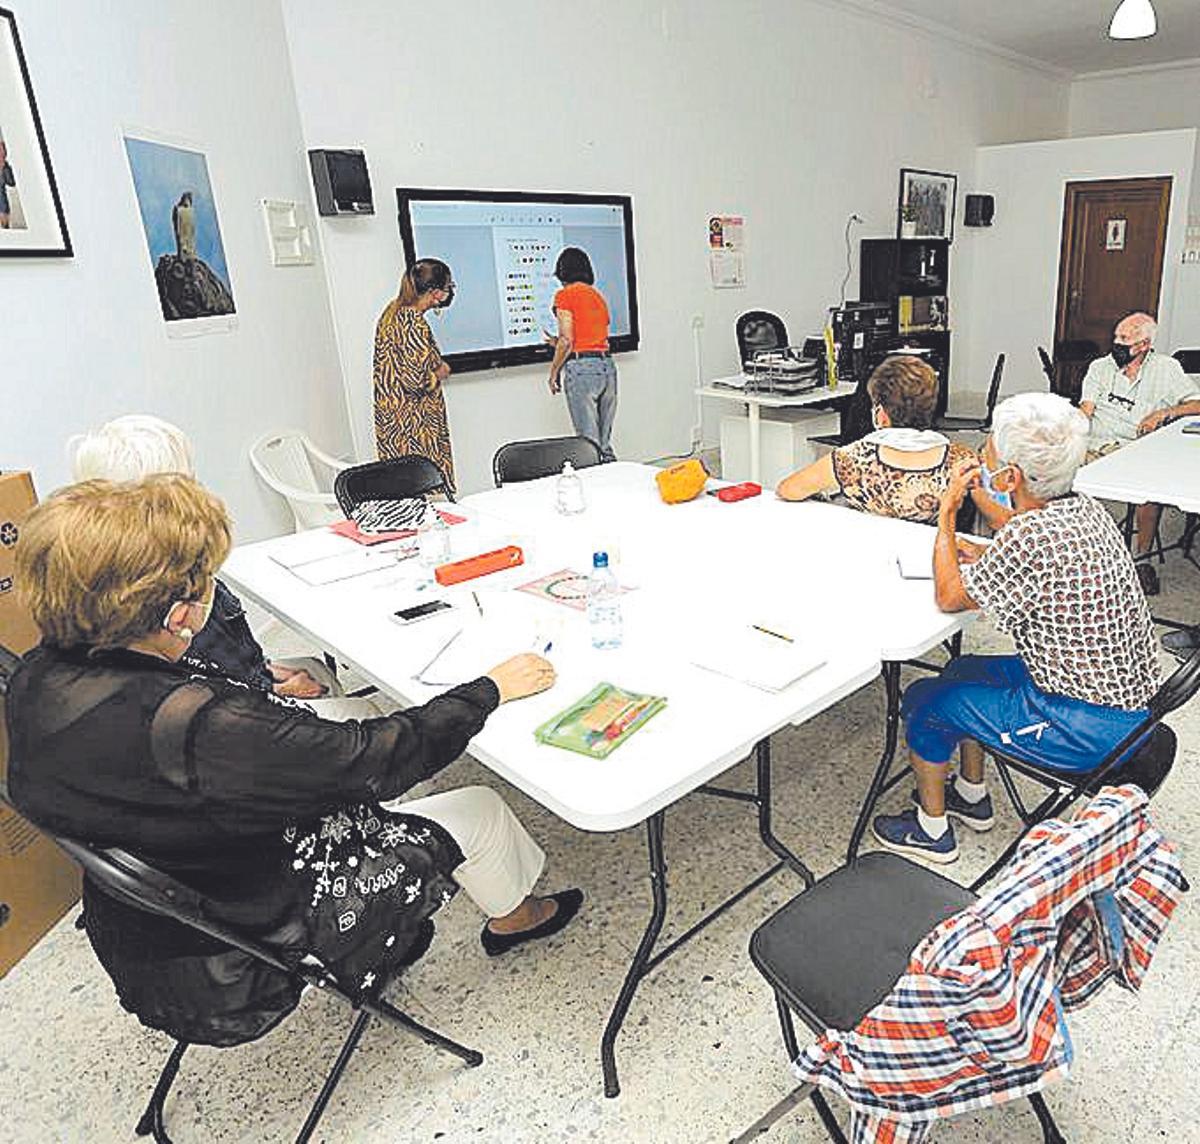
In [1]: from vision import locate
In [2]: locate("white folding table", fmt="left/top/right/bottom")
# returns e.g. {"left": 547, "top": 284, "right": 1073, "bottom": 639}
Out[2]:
{"left": 223, "top": 462, "right": 966, "bottom": 1096}
{"left": 697, "top": 379, "right": 858, "bottom": 484}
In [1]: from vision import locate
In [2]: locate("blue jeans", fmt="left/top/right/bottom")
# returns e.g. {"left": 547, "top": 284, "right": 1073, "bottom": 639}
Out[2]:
{"left": 902, "top": 654, "right": 1148, "bottom": 772}
{"left": 562, "top": 356, "right": 618, "bottom": 461}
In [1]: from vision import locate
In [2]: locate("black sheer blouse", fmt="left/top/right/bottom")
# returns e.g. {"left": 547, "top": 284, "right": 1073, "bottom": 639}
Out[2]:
{"left": 6, "top": 644, "right": 500, "bottom": 1045}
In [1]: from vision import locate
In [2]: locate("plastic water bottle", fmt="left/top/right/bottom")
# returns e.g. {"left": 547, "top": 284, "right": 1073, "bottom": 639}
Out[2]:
{"left": 586, "top": 551, "right": 623, "bottom": 650}
{"left": 556, "top": 461, "right": 586, "bottom": 515}
{"left": 417, "top": 509, "right": 451, "bottom": 567}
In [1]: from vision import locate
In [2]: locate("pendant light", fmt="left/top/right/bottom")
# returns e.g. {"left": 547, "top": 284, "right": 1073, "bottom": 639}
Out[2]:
{"left": 1109, "top": 0, "right": 1158, "bottom": 40}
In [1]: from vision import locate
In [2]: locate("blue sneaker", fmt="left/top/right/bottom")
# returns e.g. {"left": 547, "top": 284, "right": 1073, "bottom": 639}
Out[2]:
{"left": 872, "top": 808, "right": 959, "bottom": 864}
{"left": 911, "top": 785, "right": 995, "bottom": 832}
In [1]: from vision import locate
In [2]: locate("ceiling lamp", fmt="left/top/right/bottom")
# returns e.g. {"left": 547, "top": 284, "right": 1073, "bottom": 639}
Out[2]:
{"left": 1109, "top": 0, "right": 1157, "bottom": 40}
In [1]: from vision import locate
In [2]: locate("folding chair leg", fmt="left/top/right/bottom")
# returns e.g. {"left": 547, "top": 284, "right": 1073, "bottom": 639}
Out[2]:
{"left": 1028, "top": 1091, "right": 1066, "bottom": 1144}
{"left": 135, "top": 1039, "right": 189, "bottom": 1142}
{"left": 774, "top": 991, "right": 800, "bottom": 1060}
{"left": 368, "top": 996, "right": 484, "bottom": 1067}
{"left": 809, "top": 1090, "right": 851, "bottom": 1143}
{"left": 295, "top": 1010, "right": 372, "bottom": 1144}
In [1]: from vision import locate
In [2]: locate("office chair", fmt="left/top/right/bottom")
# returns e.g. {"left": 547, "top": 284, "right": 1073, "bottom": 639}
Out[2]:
{"left": 736, "top": 311, "right": 788, "bottom": 365}
{"left": 492, "top": 435, "right": 602, "bottom": 487}
{"left": 936, "top": 353, "right": 1005, "bottom": 434}
{"left": 1173, "top": 348, "right": 1200, "bottom": 375}
{"left": 334, "top": 456, "right": 455, "bottom": 515}
{"left": 848, "top": 646, "right": 1199, "bottom": 891}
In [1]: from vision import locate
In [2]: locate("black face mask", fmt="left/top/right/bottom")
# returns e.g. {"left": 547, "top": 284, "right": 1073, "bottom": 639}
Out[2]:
{"left": 1111, "top": 342, "right": 1137, "bottom": 368}
{"left": 435, "top": 284, "right": 455, "bottom": 309}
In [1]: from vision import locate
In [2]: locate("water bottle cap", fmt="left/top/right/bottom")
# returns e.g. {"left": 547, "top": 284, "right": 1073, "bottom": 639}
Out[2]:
{"left": 592, "top": 551, "right": 609, "bottom": 568}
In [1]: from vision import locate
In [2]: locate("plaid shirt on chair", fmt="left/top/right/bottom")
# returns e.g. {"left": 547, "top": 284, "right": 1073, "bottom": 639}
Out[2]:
{"left": 794, "top": 786, "right": 1185, "bottom": 1143}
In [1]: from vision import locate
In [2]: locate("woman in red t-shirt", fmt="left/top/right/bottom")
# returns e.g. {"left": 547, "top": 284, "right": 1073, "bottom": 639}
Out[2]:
{"left": 546, "top": 248, "right": 617, "bottom": 460}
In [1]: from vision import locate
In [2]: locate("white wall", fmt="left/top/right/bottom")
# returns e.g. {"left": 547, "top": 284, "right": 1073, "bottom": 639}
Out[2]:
{"left": 281, "top": 0, "right": 1068, "bottom": 490}
{"left": 963, "top": 129, "right": 1196, "bottom": 402}
{"left": 4, "top": 0, "right": 350, "bottom": 541}
{"left": 1070, "top": 65, "right": 1200, "bottom": 349}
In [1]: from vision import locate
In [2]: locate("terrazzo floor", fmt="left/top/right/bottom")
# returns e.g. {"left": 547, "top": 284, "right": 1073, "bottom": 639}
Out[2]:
{"left": 2, "top": 513, "right": 1197, "bottom": 1144}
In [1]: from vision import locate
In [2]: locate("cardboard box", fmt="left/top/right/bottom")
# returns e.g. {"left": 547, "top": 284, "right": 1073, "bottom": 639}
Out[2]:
{"left": 0, "top": 471, "right": 81, "bottom": 978}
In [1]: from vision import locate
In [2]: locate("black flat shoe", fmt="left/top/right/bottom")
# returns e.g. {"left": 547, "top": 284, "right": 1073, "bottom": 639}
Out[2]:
{"left": 1162, "top": 628, "right": 1200, "bottom": 662}
{"left": 1136, "top": 562, "right": 1161, "bottom": 597}
{"left": 399, "top": 918, "right": 435, "bottom": 968}
{"left": 480, "top": 889, "right": 584, "bottom": 957}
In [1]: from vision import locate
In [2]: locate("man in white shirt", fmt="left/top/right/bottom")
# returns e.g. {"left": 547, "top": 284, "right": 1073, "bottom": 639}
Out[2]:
{"left": 1079, "top": 311, "right": 1200, "bottom": 593}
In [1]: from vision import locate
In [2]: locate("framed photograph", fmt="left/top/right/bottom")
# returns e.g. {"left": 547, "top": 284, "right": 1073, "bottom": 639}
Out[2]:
{"left": 123, "top": 130, "right": 236, "bottom": 336}
{"left": 898, "top": 168, "right": 957, "bottom": 242}
{"left": 0, "top": 7, "right": 71, "bottom": 256}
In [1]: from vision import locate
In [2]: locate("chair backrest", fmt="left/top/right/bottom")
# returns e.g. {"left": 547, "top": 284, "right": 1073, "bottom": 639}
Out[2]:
{"left": 249, "top": 430, "right": 345, "bottom": 531}
{"left": 492, "top": 436, "right": 603, "bottom": 487}
{"left": 1056, "top": 339, "right": 1100, "bottom": 363}
{"left": 334, "top": 456, "right": 455, "bottom": 514}
{"left": 736, "top": 311, "right": 788, "bottom": 365}
{"left": 980, "top": 353, "right": 1006, "bottom": 428}
{"left": 1037, "top": 346, "right": 1054, "bottom": 385}
{"left": 1173, "top": 348, "right": 1200, "bottom": 375}
{"left": 1149, "top": 644, "right": 1200, "bottom": 721}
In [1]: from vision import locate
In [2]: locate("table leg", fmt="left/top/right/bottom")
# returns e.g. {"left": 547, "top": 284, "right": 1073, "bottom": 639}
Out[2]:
{"left": 846, "top": 661, "right": 903, "bottom": 864}
{"left": 755, "top": 739, "right": 815, "bottom": 888}
{"left": 748, "top": 402, "right": 762, "bottom": 484}
{"left": 601, "top": 811, "right": 668, "bottom": 1099}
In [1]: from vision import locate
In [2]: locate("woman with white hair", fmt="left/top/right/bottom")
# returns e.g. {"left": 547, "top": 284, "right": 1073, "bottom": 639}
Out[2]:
{"left": 69, "top": 415, "right": 366, "bottom": 717}
{"left": 873, "top": 392, "right": 1161, "bottom": 863}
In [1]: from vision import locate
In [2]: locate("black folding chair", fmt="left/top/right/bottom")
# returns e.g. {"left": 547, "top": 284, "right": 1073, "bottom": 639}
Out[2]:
{"left": 48, "top": 838, "right": 481, "bottom": 1144}
{"left": 742, "top": 851, "right": 1066, "bottom": 1143}
{"left": 736, "top": 310, "right": 789, "bottom": 365}
{"left": 936, "top": 352, "right": 1005, "bottom": 434}
{"left": 492, "top": 435, "right": 602, "bottom": 487}
{"left": 334, "top": 455, "right": 455, "bottom": 515}
{"left": 1172, "top": 348, "right": 1200, "bottom": 375}
{"left": 1038, "top": 346, "right": 1055, "bottom": 388}
{"left": 849, "top": 647, "right": 1200, "bottom": 892}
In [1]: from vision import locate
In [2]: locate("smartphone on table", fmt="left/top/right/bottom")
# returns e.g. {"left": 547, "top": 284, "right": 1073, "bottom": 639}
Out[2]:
{"left": 393, "top": 600, "right": 453, "bottom": 625}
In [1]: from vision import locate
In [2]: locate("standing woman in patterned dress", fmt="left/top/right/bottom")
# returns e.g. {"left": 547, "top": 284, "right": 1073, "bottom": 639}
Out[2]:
{"left": 373, "top": 258, "right": 457, "bottom": 492}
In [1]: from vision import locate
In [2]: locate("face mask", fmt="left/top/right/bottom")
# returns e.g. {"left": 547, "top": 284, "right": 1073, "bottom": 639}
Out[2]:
{"left": 981, "top": 463, "right": 1013, "bottom": 510}
{"left": 435, "top": 284, "right": 455, "bottom": 309}
{"left": 1111, "top": 342, "right": 1137, "bottom": 369}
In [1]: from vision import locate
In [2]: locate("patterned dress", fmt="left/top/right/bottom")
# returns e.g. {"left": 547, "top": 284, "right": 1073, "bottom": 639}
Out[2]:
{"left": 373, "top": 301, "right": 456, "bottom": 492}
{"left": 832, "top": 439, "right": 976, "bottom": 525}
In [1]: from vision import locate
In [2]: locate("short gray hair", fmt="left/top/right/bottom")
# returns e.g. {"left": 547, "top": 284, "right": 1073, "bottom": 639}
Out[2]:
{"left": 1117, "top": 311, "right": 1157, "bottom": 345}
{"left": 69, "top": 414, "right": 195, "bottom": 481}
{"left": 991, "top": 392, "right": 1089, "bottom": 501}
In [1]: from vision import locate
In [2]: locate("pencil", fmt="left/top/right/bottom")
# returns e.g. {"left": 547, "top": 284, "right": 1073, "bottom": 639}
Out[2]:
{"left": 751, "top": 623, "right": 794, "bottom": 643}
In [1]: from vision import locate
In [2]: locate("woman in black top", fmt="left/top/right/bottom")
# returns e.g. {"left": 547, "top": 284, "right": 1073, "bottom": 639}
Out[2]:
{"left": 6, "top": 475, "right": 582, "bottom": 1046}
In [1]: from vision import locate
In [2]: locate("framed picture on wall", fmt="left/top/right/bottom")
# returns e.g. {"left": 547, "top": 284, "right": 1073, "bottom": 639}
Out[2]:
{"left": 123, "top": 129, "right": 237, "bottom": 336}
{"left": 897, "top": 168, "right": 957, "bottom": 242}
{"left": 0, "top": 6, "right": 71, "bottom": 256}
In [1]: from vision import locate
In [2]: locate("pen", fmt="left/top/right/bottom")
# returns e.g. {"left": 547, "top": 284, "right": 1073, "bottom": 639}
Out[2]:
{"left": 472, "top": 590, "right": 483, "bottom": 616}
{"left": 752, "top": 623, "right": 794, "bottom": 643}
{"left": 412, "top": 629, "right": 463, "bottom": 682}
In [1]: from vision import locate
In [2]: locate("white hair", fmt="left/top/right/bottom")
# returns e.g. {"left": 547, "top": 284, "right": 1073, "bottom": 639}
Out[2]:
{"left": 68, "top": 414, "right": 195, "bottom": 481}
{"left": 1118, "top": 311, "right": 1157, "bottom": 345}
{"left": 991, "top": 392, "right": 1089, "bottom": 501}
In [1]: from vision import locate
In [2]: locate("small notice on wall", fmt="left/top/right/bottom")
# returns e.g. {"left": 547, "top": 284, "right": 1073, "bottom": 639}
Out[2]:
{"left": 1105, "top": 218, "right": 1127, "bottom": 251}
{"left": 709, "top": 214, "right": 745, "bottom": 288}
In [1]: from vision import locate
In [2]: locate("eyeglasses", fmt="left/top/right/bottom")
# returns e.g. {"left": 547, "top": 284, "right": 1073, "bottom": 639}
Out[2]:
{"left": 1106, "top": 392, "right": 1136, "bottom": 409}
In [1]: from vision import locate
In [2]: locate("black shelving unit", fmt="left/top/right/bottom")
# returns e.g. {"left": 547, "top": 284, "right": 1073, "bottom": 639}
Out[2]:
{"left": 859, "top": 238, "right": 951, "bottom": 421}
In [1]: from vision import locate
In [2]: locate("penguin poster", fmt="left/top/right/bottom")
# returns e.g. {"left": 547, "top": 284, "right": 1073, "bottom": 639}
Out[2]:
{"left": 123, "top": 131, "right": 236, "bottom": 335}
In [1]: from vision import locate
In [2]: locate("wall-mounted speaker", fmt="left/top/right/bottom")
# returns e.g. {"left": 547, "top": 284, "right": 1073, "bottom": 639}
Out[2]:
{"left": 964, "top": 193, "right": 995, "bottom": 228}
{"left": 308, "top": 149, "right": 374, "bottom": 216}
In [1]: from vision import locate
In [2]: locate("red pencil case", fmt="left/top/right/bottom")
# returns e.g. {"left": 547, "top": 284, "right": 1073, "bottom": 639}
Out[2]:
{"left": 434, "top": 545, "right": 524, "bottom": 586}
{"left": 715, "top": 482, "right": 761, "bottom": 502}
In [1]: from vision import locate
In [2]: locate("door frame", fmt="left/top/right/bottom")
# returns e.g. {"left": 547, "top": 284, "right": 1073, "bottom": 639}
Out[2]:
{"left": 1053, "top": 176, "right": 1172, "bottom": 362}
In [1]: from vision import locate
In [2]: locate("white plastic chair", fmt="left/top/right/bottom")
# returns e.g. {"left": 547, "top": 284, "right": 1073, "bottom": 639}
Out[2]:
{"left": 249, "top": 430, "right": 350, "bottom": 532}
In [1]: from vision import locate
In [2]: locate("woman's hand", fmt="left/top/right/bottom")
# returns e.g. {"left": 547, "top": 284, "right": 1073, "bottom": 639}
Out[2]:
{"left": 435, "top": 361, "right": 452, "bottom": 382}
{"left": 273, "top": 669, "right": 329, "bottom": 699}
{"left": 487, "top": 653, "right": 556, "bottom": 703}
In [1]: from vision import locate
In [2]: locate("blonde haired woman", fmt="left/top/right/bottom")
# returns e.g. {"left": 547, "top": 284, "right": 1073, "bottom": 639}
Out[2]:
{"left": 6, "top": 475, "right": 582, "bottom": 1043}
{"left": 373, "top": 258, "right": 456, "bottom": 492}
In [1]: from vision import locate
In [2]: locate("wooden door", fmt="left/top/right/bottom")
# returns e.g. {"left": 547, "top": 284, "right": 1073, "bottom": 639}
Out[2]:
{"left": 1053, "top": 176, "right": 1172, "bottom": 401}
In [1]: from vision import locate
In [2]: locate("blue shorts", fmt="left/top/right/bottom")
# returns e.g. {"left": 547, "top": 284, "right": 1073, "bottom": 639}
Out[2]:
{"left": 901, "top": 655, "right": 1148, "bottom": 772}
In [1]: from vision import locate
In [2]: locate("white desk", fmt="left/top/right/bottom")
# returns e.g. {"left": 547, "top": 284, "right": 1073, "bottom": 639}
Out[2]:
{"left": 223, "top": 462, "right": 965, "bottom": 1096}
{"left": 697, "top": 379, "right": 858, "bottom": 484}
{"left": 1073, "top": 418, "right": 1200, "bottom": 514}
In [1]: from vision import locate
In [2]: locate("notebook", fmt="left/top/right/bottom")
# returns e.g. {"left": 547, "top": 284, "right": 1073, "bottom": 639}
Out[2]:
{"left": 689, "top": 626, "right": 825, "bottom": 692}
